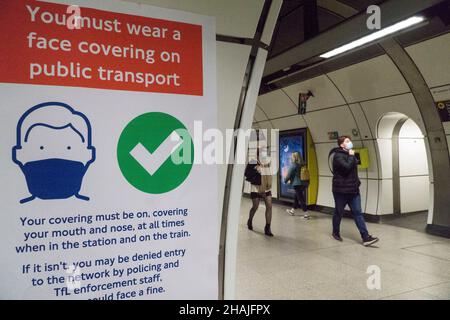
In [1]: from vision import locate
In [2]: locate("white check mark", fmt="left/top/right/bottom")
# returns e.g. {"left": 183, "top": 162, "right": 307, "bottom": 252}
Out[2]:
{"left": 129, "top": 130, "right": 183, "bottom": 176}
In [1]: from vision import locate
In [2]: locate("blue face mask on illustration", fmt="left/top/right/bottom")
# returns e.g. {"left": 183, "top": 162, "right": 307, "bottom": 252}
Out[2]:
{"left": 21, "top": 158, "right": 87, "bottom": 201}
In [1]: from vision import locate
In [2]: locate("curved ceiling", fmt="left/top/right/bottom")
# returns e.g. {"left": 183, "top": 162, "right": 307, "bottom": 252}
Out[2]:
{"left": 268, "top": 0, "right": 385, "bottom": 59}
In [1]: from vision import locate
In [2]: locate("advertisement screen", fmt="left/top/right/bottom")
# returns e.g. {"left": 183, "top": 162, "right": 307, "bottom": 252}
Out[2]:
{"left": 279, "top": 129, "right": 307, "bottom": 200}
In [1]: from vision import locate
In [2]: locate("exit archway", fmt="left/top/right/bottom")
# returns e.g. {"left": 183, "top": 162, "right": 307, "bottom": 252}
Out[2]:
{"left": 377, "top": 112, "right": 431, "bottom": 229}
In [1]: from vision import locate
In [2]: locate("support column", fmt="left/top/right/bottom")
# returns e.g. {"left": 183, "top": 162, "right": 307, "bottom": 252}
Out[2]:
{"left": 218, "top": 0, "right": 282, "bottom": 299}
{"left": 380, "top": 38, "right": 450, "bottom": 237}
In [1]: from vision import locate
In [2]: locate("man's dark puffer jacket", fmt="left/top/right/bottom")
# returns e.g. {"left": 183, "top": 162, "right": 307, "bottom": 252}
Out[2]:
{"left": 332, "top": 148, "right": 360, "bottom": 194}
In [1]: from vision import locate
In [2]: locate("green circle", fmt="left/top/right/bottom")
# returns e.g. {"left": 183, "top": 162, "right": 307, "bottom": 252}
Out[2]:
{"left": 117, "top": 112, "right": 194, "bottom": 194}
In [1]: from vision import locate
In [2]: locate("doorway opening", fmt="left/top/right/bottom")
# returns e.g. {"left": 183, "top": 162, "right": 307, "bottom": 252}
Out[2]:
{"left": 376, "top": 112, "right": 431, "bottom": 231}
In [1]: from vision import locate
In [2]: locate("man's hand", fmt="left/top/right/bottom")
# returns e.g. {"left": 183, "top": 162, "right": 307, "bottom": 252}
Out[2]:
{"left": 349, "top": 149, "right": 355, "bottom": 156}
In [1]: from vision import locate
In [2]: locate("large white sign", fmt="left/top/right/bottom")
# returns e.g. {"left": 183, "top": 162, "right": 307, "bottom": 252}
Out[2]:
{"left": 0, "top": 0, "right": 218, "bottom": 299}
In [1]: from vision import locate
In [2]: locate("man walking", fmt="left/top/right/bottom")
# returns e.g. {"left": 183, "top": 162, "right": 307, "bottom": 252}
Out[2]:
{"left": 331, "top": 136, "right": 379, "bottom": 246}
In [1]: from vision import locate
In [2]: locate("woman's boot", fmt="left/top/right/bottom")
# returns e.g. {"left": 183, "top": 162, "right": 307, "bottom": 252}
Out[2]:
{"left": 247, "top": 218, "right": 253, "bottom": 231}
{"left": 264, "top": 224, "right": 273, "bottom": 237}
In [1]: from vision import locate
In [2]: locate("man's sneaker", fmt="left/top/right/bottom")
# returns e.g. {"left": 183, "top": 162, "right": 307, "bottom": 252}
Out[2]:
{"left": 363, "top": 235, "right": 379, "bottom": 246}
{"left": 302, "top": 214, "right": 310, "bottom": 220}
{"left": 286, "top": 208, "right": 295, "bottom": 216}
{"left": 332, "top": 233, "right": 343, "bottom": 241}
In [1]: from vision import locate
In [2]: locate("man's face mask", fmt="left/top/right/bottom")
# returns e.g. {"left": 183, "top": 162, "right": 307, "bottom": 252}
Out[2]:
{"left": 21, "top": 159, "right": 88, "bottom": 201}
{"left": 345, "top": 141, "right": 354, "bottom": 150}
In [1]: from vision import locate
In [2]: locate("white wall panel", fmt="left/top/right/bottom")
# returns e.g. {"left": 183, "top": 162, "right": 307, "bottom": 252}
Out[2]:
{"left": 400, "top": 176, "right": 430, "bottom": 213}
{"left": 378, "top": 179, "right": 393, "bottom": 215}
{"left": 128, "top": 0, "right": 263, "bottom": 38}
{"left": 359, "top": 178, "right": 368, "bottom": 213}
{"left": 399, "top": 138, "right": 429, "bottom": 176}
{"left": 406, "top": 32, "right": 450, "bottom": 88}
{"left": 256, "top": 120, "right": 273, "bottom": 130}
{"left": 271, "top": 115, "right": 307, "bottom": 131}
{"left": 376, "top": 112, "right": 406, "bottom": 138}
{"left": 317, "top": 176, "right": 335, "bottom": 207}
{"left": 283, "top": 75, "right": 346, "bottom": 111}
{"left": 304, "top": 105, "right": 357, "bottom": 143}
{"left": 327, "top": 55, "right": 410, "bottom": 103}
{"left": 376, "top": 139, "right": 393, "bottom": 179}
{"left": 349, "top": 103, "right": 373, "bottom": 139}
{"left": 314, "top": 142, "right": 335, "bottom": 177}
{"left": 216, "top": 42, "right": 252, "bottom": 219}
{"left": 360, "top": 93, "right": 426, "bottom": 136}
{"left": 254, "top": 105, "right": 268, "bottom": 122}
{"left": 257, "top": 90, "right": 298, "bottom": 119}
{"left": 261, "top": 0, "right": 282, "bottom": 45}
{"left": 399, "top": 118, "right": 424, "bottom": 138}
{"left": 399, "top": 119, "right": 428, "bottom": 178}
{"left": 217, "top": 43, "right": 251, "bottom": 131}
{"left": 366, "top": 180, "right": 379, "bottom": 215}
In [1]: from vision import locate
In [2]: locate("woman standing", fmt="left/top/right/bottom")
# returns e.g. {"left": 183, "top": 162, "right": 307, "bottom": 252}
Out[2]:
{"left": 244, "top": 148, "right": 274, "bottom": 236}
{"left": 284, "top": 152, "right": 310, "bottom": 219}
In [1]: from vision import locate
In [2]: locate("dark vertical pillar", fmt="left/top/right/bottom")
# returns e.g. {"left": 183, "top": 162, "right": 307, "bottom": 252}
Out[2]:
{"left": 392, "top": 118, "right": 408, "bottom": 215}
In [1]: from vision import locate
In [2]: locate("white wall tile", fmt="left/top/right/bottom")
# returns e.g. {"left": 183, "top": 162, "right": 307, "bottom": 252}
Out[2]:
{"left": 327, "top": 55, "right": 410, "bottom": 103}
{"left": 359, "top": 178, "right": 368, "bottom": 213}
{"left": 271, "top": 114, "right": 307, "bottom": 131}
{"left": 366, "top": 180, "right": 379, "bottom": 215}
{"left": 406, "top": 32, "right": 450, "bottom": 88}
{"left": 378, "top": 179, "right": 393, "bottom": 215}
{"left": 399, "top": 139, "right": 429, "bottom": 177}
{"left": 400, "top": 176, "right": 430, "bottom": 213}
{"left": 217, "top": 43, "right": 251, "bottom": 132}
{"left": 256, "top": 121, "right": 273, "bottom": 130}
{"left": 376, "top": 139, "right": 393, "bottom": 179}
{"left": 283, "top": 75, "right": 346, "bottom": 111}
{"left": 304, "top": 105, "right": 357, "bottom": 143}
{"left": 399, "top": 118, "right": 424, "bottom": 138}
{"left": 254, "top": 105, "right": 268, "bottom": 122}
{"left": 349, "top": 103, "right": 373, "bottom": 139}
{"left": 216, "top": 42, "right": 252, "bottom": 222}
{"left": 360, "top": 93, "right": 426, "bottom": 137}
{"left": 317, "top": 176, "right": 334, "bottom": 208}
{"left": 314, "top": 142, "right": 336, "bottom": 177}
{"left": 257, "top": 90, "right": 298, "bottom": 119}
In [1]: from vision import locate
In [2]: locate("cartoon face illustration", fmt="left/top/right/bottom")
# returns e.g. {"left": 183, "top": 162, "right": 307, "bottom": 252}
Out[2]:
{"left": 12, "top": 102, "right": 95, "bottom": 203}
